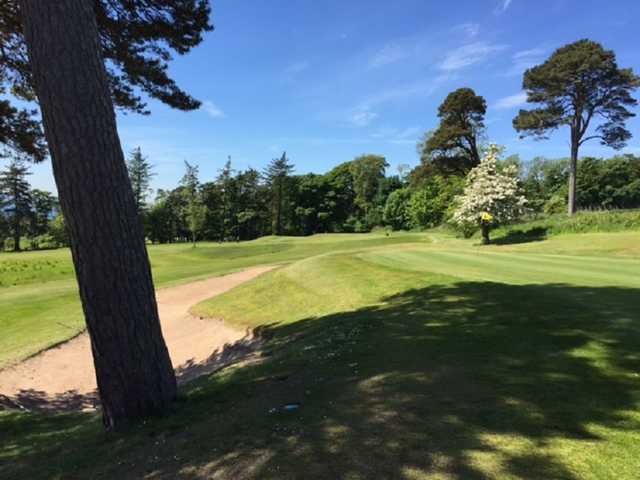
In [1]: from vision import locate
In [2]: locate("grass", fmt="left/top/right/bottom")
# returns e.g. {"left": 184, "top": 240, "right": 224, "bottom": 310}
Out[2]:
{"left": 0, "top": 232, "right": 428, "bottom": 368}
{"left": 2, "top": 229, "right": 640, "bottom": 479}
{"left": 491, "top": 209, "right": 640, "bottom": 242}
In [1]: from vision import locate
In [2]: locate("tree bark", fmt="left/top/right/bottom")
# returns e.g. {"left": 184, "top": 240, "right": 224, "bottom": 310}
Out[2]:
{"left": 19, "top": 0, "right": 176, "bottom": 429}
{"left": 568, "top": 132, "right": 578, "bottom": 216}
{"left": 481, "top": 223, "right": 490, "bottom": 245}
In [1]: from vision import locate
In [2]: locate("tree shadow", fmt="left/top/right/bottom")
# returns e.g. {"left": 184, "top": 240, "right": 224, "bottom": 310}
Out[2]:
{"left": 2, "top": 282, "right": 640, "bottom": 479}
{"left": 492, "top": 226, "right": 548, "bottom": 245}
{"left": 0, "top": 335, "right": 263, "bottom": 413}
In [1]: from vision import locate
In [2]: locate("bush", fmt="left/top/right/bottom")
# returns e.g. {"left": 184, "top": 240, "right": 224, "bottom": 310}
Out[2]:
{"left": 543, "top": 193, "right": 567, "bottom": 214}
{"left": 493, "top": 209, "right": 640, "bottom": 239}
{"left": 383, "top": 188, "right": 411, "bottom": 230}
{"left": 408, "top": 175, "right": 463, "bottom": 229}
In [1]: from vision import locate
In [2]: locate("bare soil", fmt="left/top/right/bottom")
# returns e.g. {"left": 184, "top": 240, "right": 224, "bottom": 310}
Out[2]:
{"left": 0, "top": 266, "right": 273, "bottom": 411}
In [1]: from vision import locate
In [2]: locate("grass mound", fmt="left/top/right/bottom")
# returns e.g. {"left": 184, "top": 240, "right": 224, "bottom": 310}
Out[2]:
{"left": 492, "top": 209, "right": 640, "bottom": 244}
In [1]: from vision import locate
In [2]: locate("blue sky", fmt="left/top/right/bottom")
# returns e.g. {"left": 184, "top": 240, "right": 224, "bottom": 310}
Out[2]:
{"left": 26, "top": 0, "right": 640, "bottom": 192}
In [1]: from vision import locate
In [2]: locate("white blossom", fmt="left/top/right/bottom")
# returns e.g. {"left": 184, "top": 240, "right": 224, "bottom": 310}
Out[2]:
{"left": 452, "top": 144, "right": 528, "bottom": 228}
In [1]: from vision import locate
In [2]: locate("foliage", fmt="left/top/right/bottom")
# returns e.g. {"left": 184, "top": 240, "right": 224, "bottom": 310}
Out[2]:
{"left": 493, "top": 209, "right": 640, "bottom": 239}
{"left": 514, "top": 39, "right": 640, "bottom": 213}
{"left": 452, "top": 145, "right": 528, "bottom": 240}
{"left": 1, "top": 1, "right": 211, "bottom": 162}
{"left": 264, "top": 152, "right": 295, "bottom": 235}
{"left": 48, "top": 214, "right": 69, "bottom": 247}
{"left": 349, "top": 154, "right": 388, "bottom": 218}
{"left": 127, "top": 147, "right": 154, "bottom": 214}
{"left": 383, "top": 188, "right": 411, "bottom": 230}
{"left": 407, "top": 175, "right": 463, "bottom": 229}
{"left": 0, "top": 157, "right": 32, "bottom": 251}
{"left": 418, "top": 88, "right": 486, "bottom": 175}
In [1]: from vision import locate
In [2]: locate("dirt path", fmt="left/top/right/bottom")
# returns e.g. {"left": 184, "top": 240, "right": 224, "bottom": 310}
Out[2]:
{"left": 0, "top": 266, "right": 273, "bottom": 411}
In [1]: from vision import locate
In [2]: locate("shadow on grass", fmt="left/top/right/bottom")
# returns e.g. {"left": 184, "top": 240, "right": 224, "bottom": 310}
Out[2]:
{"left": 492, "top": 226, "right": 548, "bottom": 245}
{"left": 0, "top": 335, "right": 263, "bottom": 413}
{"left": 2, "top": 282, "right": 640, "bottom": 479}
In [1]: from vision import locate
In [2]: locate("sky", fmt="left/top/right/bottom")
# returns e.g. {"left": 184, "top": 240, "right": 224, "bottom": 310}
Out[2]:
{"left": 23, "top": 0, "right": 640, "bottom": 193}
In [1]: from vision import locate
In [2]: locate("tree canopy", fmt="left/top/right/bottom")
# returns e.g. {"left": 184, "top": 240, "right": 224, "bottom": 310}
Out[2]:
{"left": 513, "top": 39, "right": 639, "bottom": 214}
{"left": 418, "top": 88, "right": 486, "bottom": 176}
{"left": 0, "top": 1, "right": 212, "bottom": 161}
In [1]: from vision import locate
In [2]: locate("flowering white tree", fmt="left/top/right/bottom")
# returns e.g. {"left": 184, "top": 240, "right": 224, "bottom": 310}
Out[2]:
{"left": 452, "top": 144, "right": 528, "bottom": 244}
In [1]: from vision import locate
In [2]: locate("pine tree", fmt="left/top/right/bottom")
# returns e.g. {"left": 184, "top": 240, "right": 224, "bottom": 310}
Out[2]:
{"left": 514, "top": 39, "right": 639, "bottom": 215}
{"left": 264, "top": 152, "right": 294, "bottom": 235}
{"left": 181, "top": 161, "right": 203, "bottom": 245}
{"left": 127, "top": 147, "right": 154, "bottom": 215}
{"left": 13, "top": 1, "right": 210, "bottom": 429}
{"left": 0, "top": 157, "right": 32, "bottom": 251}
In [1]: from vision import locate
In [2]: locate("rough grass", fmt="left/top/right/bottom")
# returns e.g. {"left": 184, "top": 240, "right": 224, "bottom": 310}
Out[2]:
{"left": 491, "top": 209, "right": 640, "bottom": 243}
{"left": 0, "top": 232, "right": 428, "bottom": 368}
{"left": 1, "top": 230, "right": 640, "bottom": 479}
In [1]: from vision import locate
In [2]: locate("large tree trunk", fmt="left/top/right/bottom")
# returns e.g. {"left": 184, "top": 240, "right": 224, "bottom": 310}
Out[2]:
{"left": 568, "top": 133, "right": 578, "bottom": 216}
{"left": 19, "top": 0, "right": 176, "bottom": 429}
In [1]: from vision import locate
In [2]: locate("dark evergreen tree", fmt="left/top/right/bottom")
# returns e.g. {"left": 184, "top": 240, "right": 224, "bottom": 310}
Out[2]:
{"left": 127, "top": 147, "right": 154, "bottom": 215}
{"left": 514, "top": 39, "right": 639, "bottom": 215}
{"left": 418, "top": 88, "right": 486, "bottom": 175}
{"left": 29, "top": 188, "right": 57, "bottom": 237}
{"left": 11, "top": 0, "right": 213, "bottom": 429}
{"left": 264, "top": 152, "right": 294, "bottom": 235}
{"left": 0, "top": 157, "right": 32, "bottom": 251}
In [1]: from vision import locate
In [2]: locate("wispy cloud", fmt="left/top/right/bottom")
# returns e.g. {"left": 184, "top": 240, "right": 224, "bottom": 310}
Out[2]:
{"left": 202, "top": 100, "right": 225, "bottom": 119}
{"left": 439, "top": 42, "right": 507, "bottom": 71}
{"left": 505, "top": 47, "right": 546, "bottom": 76}
{"left": 350, "top": 109, "right": 379, "bottom": 127}
{"left": 360, "top": 75, "right": 452, "bottom": 110}
{"left": 494, "top": 92, "right": 528, "bottom": 110}
{"left": 453, "top": 22, "right": 480, "bottom": 38}
{"left": 369, "top": 43, "right": 411, "bottom": 68}
{"left": 285, "top": 61, "right": 310, "bottom": 75}
{"left": 370, "top": 125, "right": 423, "bottom": 144}
{"left": 494, "top": 0, "right": 513, "bottom": 14}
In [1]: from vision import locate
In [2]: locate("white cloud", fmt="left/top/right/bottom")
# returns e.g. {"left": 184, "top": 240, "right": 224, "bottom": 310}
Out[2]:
{"left": 370, "top": 125, "right": 423, "bottom": 144}
{"left": 439, "top": 42, "right": 507, "bottom": 71}
{"left": 396, "top": 126, "right": 422, "bottom": 139}
{"left": 494, "top": 92, "right": 528, "bottom": 110}
{"left": 285, "top": 61, "right": 310, "bottom": 75}
{"left": 453, "top": 22, "right": 480, "bottom": 38}
{"left": 505, "top": 47, "right": 546, "bottom": 76}
{"left": 369, "top": 43, "right": 410, "bottom": 68}
{"left": 202, "top": 100, "right": 225, "bottom": 119}
{"left": 350, "top": 109, "right": 379, "bottom": 127}
{"left": 359, "top": 75, "right": 452, "bottom": 110}
{"left": 495, "top": 0, "right": 513, "bottom": 14}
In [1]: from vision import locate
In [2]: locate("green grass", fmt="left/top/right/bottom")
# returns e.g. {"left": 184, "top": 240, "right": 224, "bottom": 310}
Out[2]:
{"left": 2, "top": 230, "right": 639, "bottom": 479}
{"left": 0, "top": 232, "right": 428, "bottom": 368}
{"left": 491, "top": 209, "right": 640, "bottom": 243}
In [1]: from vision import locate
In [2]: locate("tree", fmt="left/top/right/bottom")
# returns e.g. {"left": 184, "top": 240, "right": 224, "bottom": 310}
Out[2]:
{"left": 350, "top": 154, "right": 388, "bottom": 218}
{"left": 180, "top": 161, "right": 204, "bottom": 246}
{"left": 15, "top": 1, "right": 197, "bottom": 429}
{"left": 127, "top": 147, "right": 154, "bottom": 216}
{"left": 0, "top": 96, "right": 46, "bottom": 161}
{"left": 264, "top": 152, "right": 294, "bottom": 235}
{"left": 452, "top": 145, "right": 528, "bottom": 244}
{"left": 383, "top": 188, "right": 411, "bottom": 230}
{"left": 513, "top": 39, "right": 640, "bottom": 215}
{"left": 407, "top": 175, "right": 464, "bottom": 229}
{"left": 419, "top": 88, "right": 486, "bottom": 175}
{"left": 0, "top": 157, "right": 32, "bottom": 251}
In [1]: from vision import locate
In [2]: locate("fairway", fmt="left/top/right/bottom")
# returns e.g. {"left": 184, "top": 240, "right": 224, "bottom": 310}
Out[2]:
{"left": 2, "top": 230, "right": 639, "bottom": 479}
{"left": 0, "top": 232, "right": 427, "bottom": 368}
